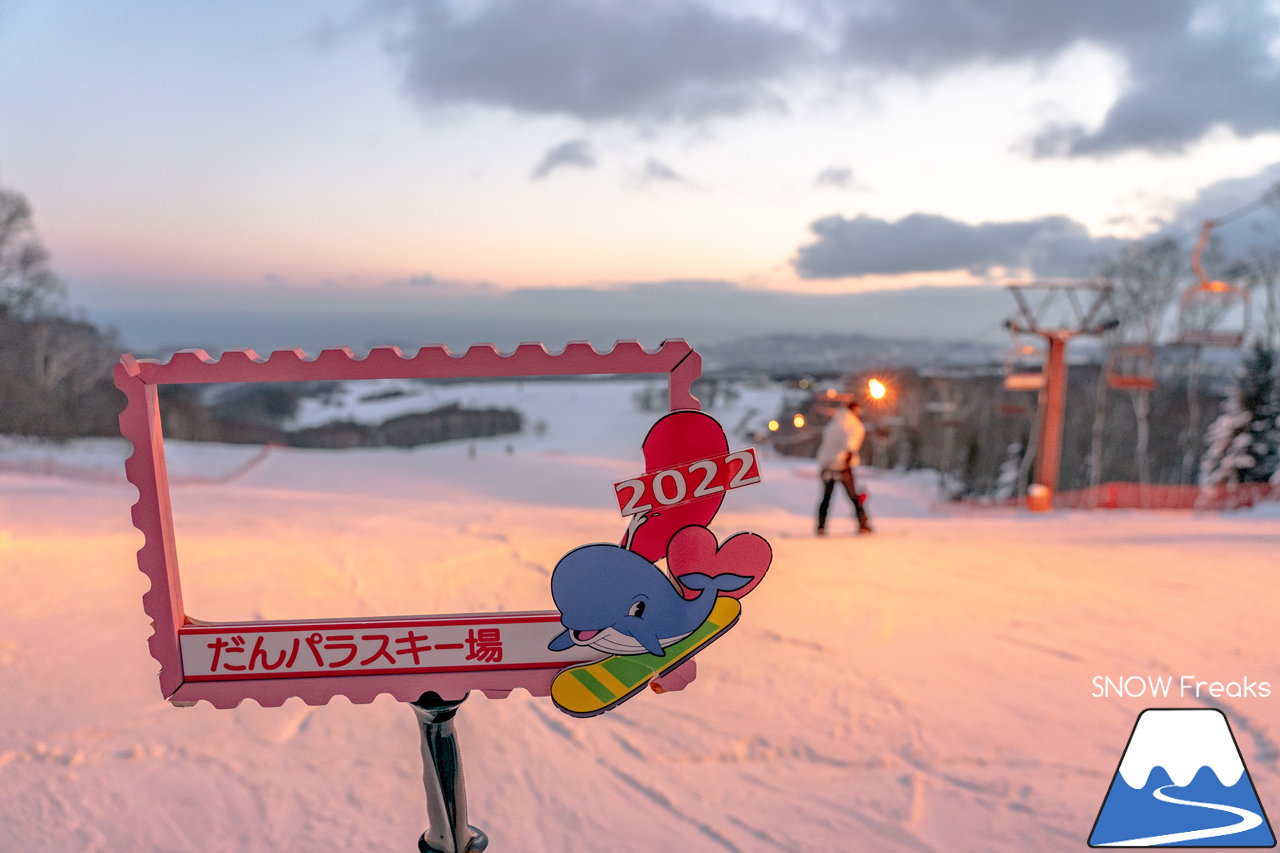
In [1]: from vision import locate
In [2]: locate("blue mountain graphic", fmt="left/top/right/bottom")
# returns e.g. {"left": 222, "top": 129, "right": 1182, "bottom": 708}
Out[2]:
{"left": 1091, "top": 765, "right": 1275, "bottom": 847}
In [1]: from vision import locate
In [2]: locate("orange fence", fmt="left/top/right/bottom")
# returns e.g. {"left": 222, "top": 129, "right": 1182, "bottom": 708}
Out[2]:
{"left": 1060, "top": 482, "right": 1274, "bottom": 510}
{"left": 974, "top": 481, "right": 1276, "bottom": 510}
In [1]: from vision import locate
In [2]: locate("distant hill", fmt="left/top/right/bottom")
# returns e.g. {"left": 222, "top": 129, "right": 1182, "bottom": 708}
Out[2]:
{"left": 700, "top": 332, "right": 1001, "bottom": 375}
{"left": 99, "top": 282, "right": 1017, "bottom": 358}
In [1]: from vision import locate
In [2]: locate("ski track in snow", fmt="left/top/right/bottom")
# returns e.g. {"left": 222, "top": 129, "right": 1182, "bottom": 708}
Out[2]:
{"left": 3, "top": 380, "right": 1279, "bottom": 852}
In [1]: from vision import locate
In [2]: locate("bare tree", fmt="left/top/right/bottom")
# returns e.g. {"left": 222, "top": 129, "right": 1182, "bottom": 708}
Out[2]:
{"left": 1089, "top": 238, "right": 1185, "bottom": 485}
{"left": 1239, "top": 184, "right": 1280, "bottom": 350}
{"left": 0, "top": 184, "right": 119, "bottom": 438}
{"left": 1246, "top": 247, "right": 1280, "bottom": 350}
{"left": 0, "top": 187, "right": 65, "bottom": 320}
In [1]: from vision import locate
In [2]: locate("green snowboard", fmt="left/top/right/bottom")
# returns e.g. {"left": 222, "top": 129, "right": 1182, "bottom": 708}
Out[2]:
{"left": 551, "top": 596, "right": 741, "bottom": 717}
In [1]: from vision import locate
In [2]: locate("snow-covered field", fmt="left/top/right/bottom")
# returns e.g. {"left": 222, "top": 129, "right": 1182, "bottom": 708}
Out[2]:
{"left": 2, "top": 379, "right": 1278, "bottom": 852}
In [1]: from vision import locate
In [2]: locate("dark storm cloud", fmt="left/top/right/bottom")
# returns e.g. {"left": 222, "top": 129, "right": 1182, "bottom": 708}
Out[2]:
{"left": 1031, "top": 16, "right": 1280, "bottom": 156}
{"left": 385, "top": 0, "right": 808, "bottom": 123}
{"left": 837, "top": 0, "right": 1193, "bottom": 76}
{"left": 793, "top": 212, "right": 1124, "bottom": 279}
{"left": 371, "top": 1, "right": 1278, "bottom": 155}
{"left": 531, "top": 139, "right": 597, "bottom": 180}
{"left": 838, "top": 0, "right": 1280, "bottom": 156}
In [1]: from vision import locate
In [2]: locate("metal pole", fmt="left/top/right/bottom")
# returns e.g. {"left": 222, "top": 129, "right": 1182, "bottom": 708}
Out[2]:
{"left": 1033, "top": 334, "right": 1069, "bottom": 509}
{"left": 410, "top": 692, "right": 489, "bottom": 853}
{"left": 1182, "top": 344, "right": 1203, "bottom": 484}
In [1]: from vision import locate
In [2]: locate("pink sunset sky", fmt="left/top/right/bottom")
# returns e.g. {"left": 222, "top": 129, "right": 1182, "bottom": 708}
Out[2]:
{"left": 2, "top": 1, "right": 1278, "bottom": 351}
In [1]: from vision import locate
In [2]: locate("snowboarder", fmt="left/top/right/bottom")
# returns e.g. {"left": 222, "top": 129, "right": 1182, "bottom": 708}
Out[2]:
{"left": 815, "top": 399, "right": 873, "bottom": 535}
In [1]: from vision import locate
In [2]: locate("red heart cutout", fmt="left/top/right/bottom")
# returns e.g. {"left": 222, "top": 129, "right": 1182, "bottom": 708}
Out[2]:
{"left": 627, "top": 410, "right": 728, "bottom": 562}
{"left": 665, "top": 525, "right": 771, "bottom": 600}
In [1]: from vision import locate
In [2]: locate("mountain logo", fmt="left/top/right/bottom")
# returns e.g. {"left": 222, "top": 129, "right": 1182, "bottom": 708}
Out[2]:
{"left": 1089, "top": 708, "right": 1275, "bottom": 847}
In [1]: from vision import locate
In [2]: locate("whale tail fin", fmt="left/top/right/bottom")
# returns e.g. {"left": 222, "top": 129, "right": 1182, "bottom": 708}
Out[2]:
{"left": 679, "top": 572, "right": 751, "bottom": 595}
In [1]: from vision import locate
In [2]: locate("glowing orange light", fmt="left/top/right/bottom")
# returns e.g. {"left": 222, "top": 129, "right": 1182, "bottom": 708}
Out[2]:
{"left": 1203, "top": 280, "right": 1232, "bottom": 293}
{"left": 868, "top": 379, "right": 887, "bottom": 400}
{"left": 825, "top": 388, "right": 837, "bottom": 399}
{"left": 792, "top": 413, "right": 806, "bottom": 429}
{"left": 767, "top": 419, "right": 780, "bottom": 432}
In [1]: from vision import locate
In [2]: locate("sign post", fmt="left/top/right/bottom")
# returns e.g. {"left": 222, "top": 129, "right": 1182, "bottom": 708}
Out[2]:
{"left": 411, "top": 692, "right": 487, "bottom": 853}
{"left": 115, "top": 340, "right": 771, "bottom": 848}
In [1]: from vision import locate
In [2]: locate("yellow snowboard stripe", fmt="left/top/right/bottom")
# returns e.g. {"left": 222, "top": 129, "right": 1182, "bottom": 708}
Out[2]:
{"left": 551, "top": 597, "right": 742, "bottom": 716}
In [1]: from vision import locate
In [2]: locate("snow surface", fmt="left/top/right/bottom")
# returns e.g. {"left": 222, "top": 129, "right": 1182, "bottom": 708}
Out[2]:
{"left": 3, "top": 379, "right": 1280, "bottom": 852}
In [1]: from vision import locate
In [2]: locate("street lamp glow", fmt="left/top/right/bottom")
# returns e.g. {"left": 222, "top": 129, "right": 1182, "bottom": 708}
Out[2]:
{"left": 767, "top": 419, "right": 780, "bottom": 432}
{"left": 792, "top": 413, "right": 806, "bottom": 429}
{"left": 868, "top": 379, "right": 887, "bottom": 400}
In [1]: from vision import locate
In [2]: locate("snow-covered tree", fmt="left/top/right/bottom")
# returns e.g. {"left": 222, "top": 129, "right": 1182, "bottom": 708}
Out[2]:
{"left": 993, "top": 440, "right": 1024, "bottom": 500}
{"left": 1199, "top": 345, "right": 1280, "bottom": 494}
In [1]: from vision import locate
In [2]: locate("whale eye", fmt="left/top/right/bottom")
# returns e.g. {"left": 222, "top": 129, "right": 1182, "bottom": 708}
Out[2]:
{"left": 628, "top": 601, "right": 646, "bottom": 618}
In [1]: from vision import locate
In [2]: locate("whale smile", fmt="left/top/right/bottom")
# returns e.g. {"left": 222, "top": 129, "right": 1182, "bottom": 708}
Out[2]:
{"left": 567, "top": 625, "right": 691, "bottom": 655}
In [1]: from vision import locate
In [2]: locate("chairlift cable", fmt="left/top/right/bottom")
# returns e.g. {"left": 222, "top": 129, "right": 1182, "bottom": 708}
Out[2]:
{"left": 1123, "top": 184, "right": 1280, "bottom": 262}
{"left": 869, "top": 185, "right": 1278, "bottom": 375}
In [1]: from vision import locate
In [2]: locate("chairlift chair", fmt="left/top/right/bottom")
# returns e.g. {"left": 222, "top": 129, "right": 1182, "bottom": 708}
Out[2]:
{"left": 1105, "top": 344, "right": 1157, "bottom": 391}
{"left": 1002, "top": 337, "right": 1046, "bottom": 391}
{"left": 1175, "top": 281, "right": 1250, "bottom": 347}
{"left": 1175, "top": 220, "right": 1251, "bottom": 348}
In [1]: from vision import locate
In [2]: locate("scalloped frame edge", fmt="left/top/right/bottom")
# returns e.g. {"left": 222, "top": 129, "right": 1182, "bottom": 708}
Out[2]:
{"left": 115, "top": 339, "right": 702, "bottom": 708}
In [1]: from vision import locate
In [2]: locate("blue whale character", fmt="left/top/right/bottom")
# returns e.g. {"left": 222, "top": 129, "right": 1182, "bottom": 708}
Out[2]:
{"left": 547, "top": 543, "right": 750, "bottom": 657}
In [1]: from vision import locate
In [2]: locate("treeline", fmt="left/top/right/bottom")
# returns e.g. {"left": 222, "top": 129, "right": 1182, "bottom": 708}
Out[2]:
{"left": 161, "top": 382, "right": 523, "bottom": 448}
{"left": 771, "top": 361, "right": 1237, "bottom": 498}
{"left": 0, "top": 188, "right": 121, "bottom": 438}
{"left": 0, "top": 184, "right": 525, "bottom": 448}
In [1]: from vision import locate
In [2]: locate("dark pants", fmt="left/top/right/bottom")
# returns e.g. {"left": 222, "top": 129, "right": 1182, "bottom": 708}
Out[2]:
{"left": 817, "top": 468, "right": 869, "bottom": 529}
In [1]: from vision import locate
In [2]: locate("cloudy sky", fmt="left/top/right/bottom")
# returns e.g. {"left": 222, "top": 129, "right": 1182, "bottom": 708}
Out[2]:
{"left": 1, "top": 0, "right": 1278, "bottom": 352}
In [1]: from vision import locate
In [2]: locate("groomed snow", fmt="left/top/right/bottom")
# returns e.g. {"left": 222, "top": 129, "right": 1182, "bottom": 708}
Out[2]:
{"left": 2, "top": 380, "right": 1279, "bottom": 852}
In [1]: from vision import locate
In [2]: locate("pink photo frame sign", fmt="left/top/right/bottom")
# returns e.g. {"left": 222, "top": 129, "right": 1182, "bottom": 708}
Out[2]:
{"left": 115, "top": 340, "right": 702, "bottom": 708}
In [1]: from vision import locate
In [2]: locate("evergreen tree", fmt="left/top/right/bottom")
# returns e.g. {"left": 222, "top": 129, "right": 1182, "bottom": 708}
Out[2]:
{"left": 1199, "top": 345, "right": 1280, "bottom": 493}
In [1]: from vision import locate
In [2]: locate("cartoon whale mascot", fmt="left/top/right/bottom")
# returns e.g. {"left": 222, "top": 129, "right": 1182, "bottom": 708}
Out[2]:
{"left": 547, "top": 543, "right": 750, "bottom": 657}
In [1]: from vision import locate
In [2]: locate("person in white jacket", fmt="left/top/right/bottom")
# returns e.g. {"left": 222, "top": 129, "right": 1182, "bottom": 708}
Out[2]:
{"left": 815, "top": 399, "right": 873, "bottom": 535}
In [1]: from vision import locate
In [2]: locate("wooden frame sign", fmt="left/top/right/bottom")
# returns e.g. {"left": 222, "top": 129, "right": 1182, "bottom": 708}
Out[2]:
{"left": 116, "top": 340, "right": 703, "bottom": 709}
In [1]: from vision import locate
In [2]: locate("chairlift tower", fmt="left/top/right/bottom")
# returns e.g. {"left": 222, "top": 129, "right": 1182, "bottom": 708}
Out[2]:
{"left": 1004, "top": 282, "right": 1117, "bottom": 510}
